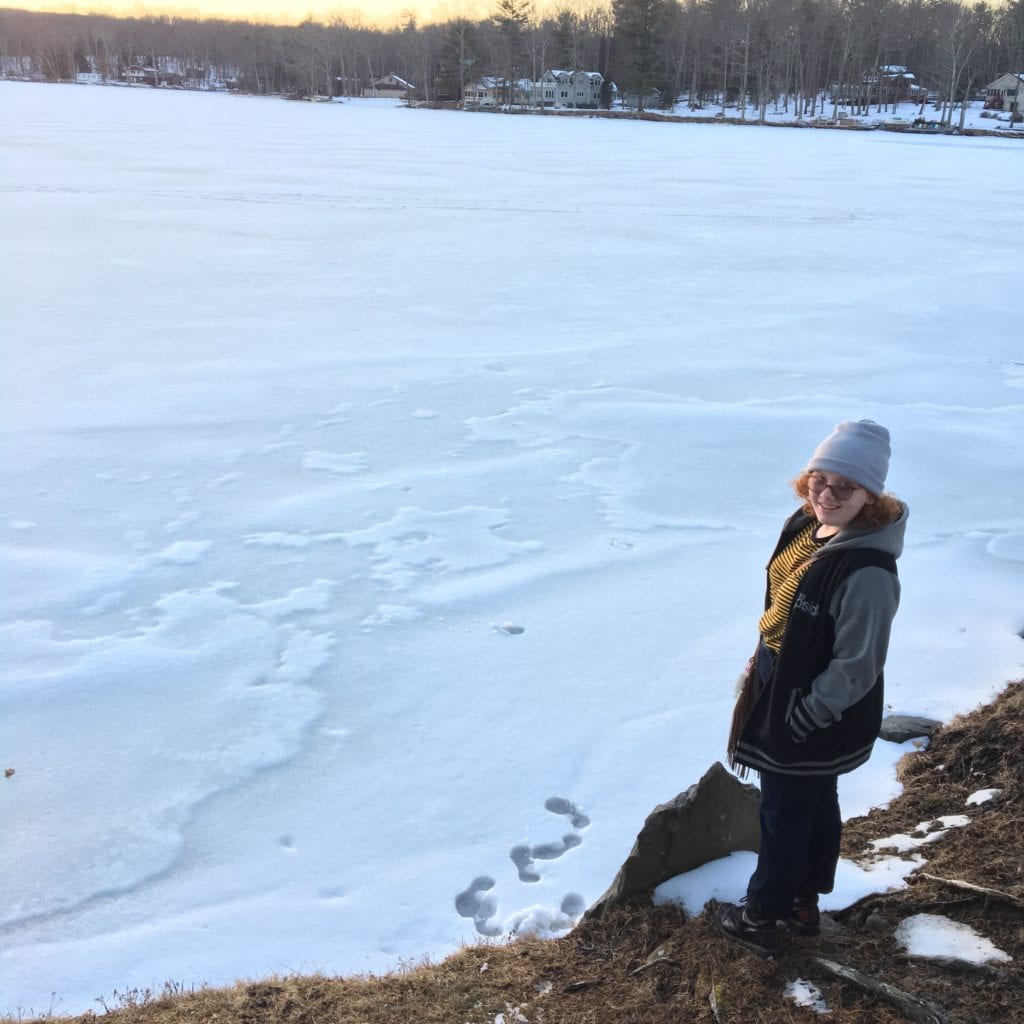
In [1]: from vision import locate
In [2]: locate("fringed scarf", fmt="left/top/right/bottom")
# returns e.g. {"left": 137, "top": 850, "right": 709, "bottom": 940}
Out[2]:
{"left": 727, "top": 652, "right": 761, "bottom": 780}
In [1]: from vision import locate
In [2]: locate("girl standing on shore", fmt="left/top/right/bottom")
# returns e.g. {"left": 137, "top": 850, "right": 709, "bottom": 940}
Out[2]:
{"left": 720, "top": 419, "right": 908, "bottom": 958}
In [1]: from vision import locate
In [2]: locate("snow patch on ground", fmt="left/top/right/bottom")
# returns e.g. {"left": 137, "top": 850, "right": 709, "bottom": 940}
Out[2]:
{"left": 895, "top": 914, "right": 1013, "bottom": 964}
{"left": 869, "top": 815, "right": 971, "bottom": 854}
{"left": 966, "top": 788, "right": 1002, "bottom": 806}
{"left": 784, "top": 979, "right": 831, "bottom": 1014}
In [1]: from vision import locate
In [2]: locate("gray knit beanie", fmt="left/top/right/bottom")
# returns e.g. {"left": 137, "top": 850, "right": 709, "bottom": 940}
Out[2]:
{"left": 807, "top": 419, "right": 891, "bottom": 494}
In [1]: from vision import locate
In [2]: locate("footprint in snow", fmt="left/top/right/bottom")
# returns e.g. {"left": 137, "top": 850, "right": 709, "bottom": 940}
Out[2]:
{"left": 511, "top": 834, "right": 582, "bottom": 883}
{"left": 454, "top": 875, "right": 502, "bottom": 937}
{"left": 545, "top": 796, "right": 591, "bottom": 830}
{"left": 457, "top": 797, "right": 592, "bottom": 934}
{"left": 560, "top": 893, "right": 586, "bottom": 916}
{"left": 317, "top": 885, "right": 347, "bottom": 903}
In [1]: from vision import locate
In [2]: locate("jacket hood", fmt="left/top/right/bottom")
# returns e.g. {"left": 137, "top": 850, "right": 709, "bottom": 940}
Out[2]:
{"left": 813, "top": 501, "right": 908, "bottom": 561}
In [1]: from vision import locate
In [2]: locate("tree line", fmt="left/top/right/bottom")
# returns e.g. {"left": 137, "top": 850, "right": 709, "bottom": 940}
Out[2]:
{"left": 1, "top": 0, "right": 1021, "bottom": 120}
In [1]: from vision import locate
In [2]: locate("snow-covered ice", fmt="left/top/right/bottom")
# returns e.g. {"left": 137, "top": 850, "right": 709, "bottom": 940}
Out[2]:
{"left": 1, "top": 82, "right": 1022, "bottom": 1015}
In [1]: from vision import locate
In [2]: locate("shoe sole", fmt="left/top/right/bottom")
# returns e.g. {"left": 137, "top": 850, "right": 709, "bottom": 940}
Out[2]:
{"left": 716, "top": 921, "right": 780, "bottom": 960}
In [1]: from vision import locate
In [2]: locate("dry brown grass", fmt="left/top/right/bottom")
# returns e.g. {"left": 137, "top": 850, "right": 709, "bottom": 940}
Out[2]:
{"left": 14, "top": 681, "right": 1024, "bottom": 1024}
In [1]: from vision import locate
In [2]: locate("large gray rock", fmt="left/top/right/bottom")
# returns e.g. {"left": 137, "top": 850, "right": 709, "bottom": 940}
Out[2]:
{"left": 584, "top": 761, "right": 761, "bottom": 921}
{"left": 880, "top": 715, "right": 942, "bottom": 744}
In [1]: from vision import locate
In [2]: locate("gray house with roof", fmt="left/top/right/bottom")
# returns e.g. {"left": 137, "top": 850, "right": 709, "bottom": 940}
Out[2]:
{"left": 984, "top": 73, "right": 1023, "bottom": 115}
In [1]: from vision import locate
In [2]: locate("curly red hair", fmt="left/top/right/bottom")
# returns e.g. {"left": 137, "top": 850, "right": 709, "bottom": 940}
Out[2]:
{"left": 792, "top": 470, "right": 903, "bottom": 529}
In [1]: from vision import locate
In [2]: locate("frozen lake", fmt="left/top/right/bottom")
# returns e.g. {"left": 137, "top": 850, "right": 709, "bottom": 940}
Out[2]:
{"left": 1, "top": 81, "right": 1022, "bottom": 1015}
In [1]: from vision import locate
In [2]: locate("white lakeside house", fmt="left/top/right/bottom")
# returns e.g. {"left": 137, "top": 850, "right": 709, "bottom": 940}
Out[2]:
{"left": 464, "top": 70, "right": 603, "bottom": 110}
{"left": 984, "top": 73, "right": 1024, "bottom": 114}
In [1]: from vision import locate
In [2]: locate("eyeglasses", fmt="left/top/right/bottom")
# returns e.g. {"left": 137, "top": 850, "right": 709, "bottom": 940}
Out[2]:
{"left": 807, "top": 474, "right": 860, "bottom": 501}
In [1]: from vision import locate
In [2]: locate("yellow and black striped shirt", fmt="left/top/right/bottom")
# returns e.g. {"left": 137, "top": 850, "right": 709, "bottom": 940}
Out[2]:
{"left": 758, "top": 523, "right": 829, "bottom": 652}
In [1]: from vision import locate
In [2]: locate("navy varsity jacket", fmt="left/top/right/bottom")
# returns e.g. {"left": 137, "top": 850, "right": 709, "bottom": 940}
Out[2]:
{"left": 733, "top": 505, "right": 907, "bottom": 777}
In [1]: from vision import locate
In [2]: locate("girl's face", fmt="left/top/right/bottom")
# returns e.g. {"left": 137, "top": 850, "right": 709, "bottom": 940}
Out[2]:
{"left": 806, "top": 471, "right": 874, "bottom": 534}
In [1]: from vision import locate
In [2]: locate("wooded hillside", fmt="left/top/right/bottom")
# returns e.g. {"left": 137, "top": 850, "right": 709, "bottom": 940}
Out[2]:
{"left": 2, "top": 0, "right": 1022, "bottom": 119}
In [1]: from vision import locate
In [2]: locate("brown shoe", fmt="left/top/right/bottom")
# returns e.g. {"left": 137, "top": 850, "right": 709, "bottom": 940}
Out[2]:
{"left": 786, "top": 897, "right": 821, "bottom": 936}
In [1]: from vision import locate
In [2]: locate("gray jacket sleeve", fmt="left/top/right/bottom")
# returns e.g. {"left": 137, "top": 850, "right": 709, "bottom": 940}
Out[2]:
{"left": 800, "top": 566, "right": 901, "bottom": 728}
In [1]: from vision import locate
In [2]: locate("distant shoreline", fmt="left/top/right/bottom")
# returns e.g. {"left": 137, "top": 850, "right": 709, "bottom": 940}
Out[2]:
{"left": 446, "top": 104, "right": 1024, "bottom": 141}
{"left": 7, "top": 78, "right": 1020, "bottom": 140}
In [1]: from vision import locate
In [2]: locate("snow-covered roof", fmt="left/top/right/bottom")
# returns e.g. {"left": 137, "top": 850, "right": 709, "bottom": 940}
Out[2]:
{"left": 873, "top": 66, "right": 915, "bottom": 81}
{"left": 545, "top": 69, "right": 602, "bottom": 83}
{"left": 985, "top": 72, "right": 1024, "bottom": 88}
{"left": 373, "top": 73, "right": 412, "bottom": 88}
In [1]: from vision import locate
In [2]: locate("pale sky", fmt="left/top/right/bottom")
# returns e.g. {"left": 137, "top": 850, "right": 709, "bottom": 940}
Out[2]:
{"left": 7, "top": 0, "right": 491, "bottom": 27}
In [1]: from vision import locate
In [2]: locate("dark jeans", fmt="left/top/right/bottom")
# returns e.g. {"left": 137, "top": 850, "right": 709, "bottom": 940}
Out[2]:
{"left": 746, "top": 769, "right": 842, "bottom": 919}
{"left": 746, "top": 639, "right": 841, "bottom": 919}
